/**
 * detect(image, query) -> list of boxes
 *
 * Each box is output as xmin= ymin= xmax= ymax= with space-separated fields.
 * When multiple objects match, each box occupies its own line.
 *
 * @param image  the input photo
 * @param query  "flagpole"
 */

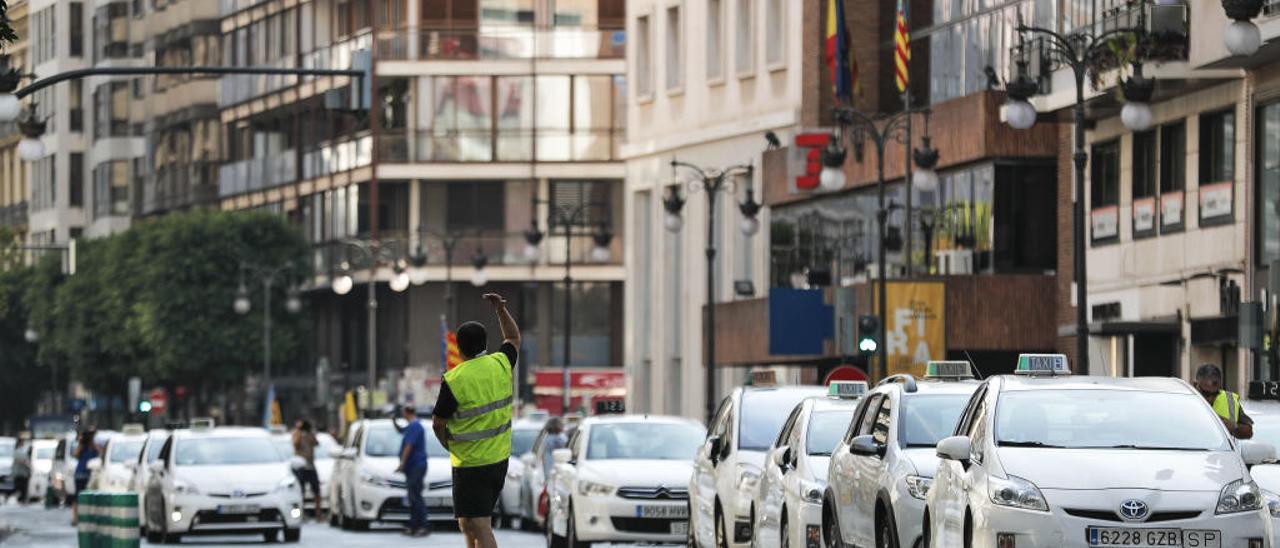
xmin=901 ymin=2 xmax=914 ymax=278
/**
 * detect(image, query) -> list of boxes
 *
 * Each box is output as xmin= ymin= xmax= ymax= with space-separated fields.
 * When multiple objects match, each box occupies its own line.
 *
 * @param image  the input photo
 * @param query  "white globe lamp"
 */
xmin=1225 ymin=20 xmax=1262 ymax=57
xmin=332 ymin=274 xmax=354 ymax=295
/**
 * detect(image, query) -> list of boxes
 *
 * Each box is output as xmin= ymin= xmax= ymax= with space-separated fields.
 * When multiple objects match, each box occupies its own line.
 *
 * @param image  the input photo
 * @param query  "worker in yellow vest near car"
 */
xmin=1194 ymin=363 xmax=1253 ymax=439
xmin=432 ymin=293 xmax=519 ymax=548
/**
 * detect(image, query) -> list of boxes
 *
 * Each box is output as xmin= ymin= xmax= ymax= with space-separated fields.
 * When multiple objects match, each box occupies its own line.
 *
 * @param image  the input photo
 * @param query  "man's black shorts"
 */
xmin=452 ymin=459 xmax=508 ymax=518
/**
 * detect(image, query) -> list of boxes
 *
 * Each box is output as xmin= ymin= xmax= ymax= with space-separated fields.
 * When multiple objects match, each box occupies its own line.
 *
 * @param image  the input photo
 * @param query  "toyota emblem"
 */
xmin=232 ymin=489 xmax=246 ymax=499
xmin=1118 ymin=499 xmax=1149 ymax=521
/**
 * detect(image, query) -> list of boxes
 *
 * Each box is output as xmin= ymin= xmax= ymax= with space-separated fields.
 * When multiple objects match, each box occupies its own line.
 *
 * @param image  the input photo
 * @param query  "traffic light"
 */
xmin=138 ymin=400 xmax=152 ymax=413
xmin=857 ymin=315 xmax=881 ymax=354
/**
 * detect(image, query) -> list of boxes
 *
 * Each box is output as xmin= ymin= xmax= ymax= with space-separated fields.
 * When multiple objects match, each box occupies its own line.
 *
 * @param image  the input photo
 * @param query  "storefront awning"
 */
xmin=1091 ymin=317 xmax=1181 ymax=336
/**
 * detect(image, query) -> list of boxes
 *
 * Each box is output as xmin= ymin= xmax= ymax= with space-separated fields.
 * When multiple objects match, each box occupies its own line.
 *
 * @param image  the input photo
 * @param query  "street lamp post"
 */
xmin=408 ymin=231 xmax=473 ymax=325
xmin=1000 ymin=18 xmax=1155 ymax=372
xmin=663 ymin=160 xmax=760 ymax=422
xmin=524 ymin=200 xmax=615 ymax=415
xmin=819 ymin=107 xmax=938 ymax=380
xmin=235 ymin=262 xmax=302 ymax=391
xmin=332 ymin=239 xmax=408 ymax=406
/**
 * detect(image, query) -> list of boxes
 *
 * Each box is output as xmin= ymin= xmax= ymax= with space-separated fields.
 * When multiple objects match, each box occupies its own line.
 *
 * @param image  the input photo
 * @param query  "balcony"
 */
xmin=377 ymin=128 xmax=623 ymax=164
xmin=143 ymin=162 xmax=220 ymax=215
xmin=218 ymin=150 xmax=299 ymax=198
xmin=376 ymin=26 xmax=625 ymax=61
xmin=0 ymin=201 xmax=28 ymax=227
xmin=219 ymin=0 xmax=272 ymax=16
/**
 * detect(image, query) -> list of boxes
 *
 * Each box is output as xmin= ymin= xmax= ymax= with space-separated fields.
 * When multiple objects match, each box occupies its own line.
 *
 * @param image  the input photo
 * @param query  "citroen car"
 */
xmin=755 ymin=382 xmax=866 ymax=548
xmin=925 ymin=354 xmax=1274 ymax=548
xmin=824 ymin=362 xmax=982 ymax=548
xmin=546 ymin=415 xmax=705 ymax=546
xmin=143 ymin=422 xmax=303 ymax=543
xmin=690 ymin=377 xmax=826 ymax=548
xmin=328 ymin=418 xmax=452 ymax=529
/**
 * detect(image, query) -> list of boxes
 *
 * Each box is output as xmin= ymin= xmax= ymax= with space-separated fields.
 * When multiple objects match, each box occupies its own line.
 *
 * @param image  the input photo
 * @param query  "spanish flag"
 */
xmin=825 ymin=0 xmax=857 ymax=101
xmin=894 ymin=0 xmax=911 ymax=93
xmin=440 ymin=315 xmax=463 ymax=373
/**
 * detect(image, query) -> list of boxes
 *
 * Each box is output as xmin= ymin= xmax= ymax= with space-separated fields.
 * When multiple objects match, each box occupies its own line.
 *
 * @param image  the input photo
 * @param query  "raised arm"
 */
xmin=483 ymin=293 xmax=520 ymax=347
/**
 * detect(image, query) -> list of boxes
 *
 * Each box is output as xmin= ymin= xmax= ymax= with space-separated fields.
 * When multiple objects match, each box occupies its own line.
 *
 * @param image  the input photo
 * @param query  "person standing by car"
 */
xmin=71 ymin=428 xmax=100 ymax=525
xmin=397 ymin=405 xmax=430 ymax=537
xmin=292 ymin=419 xmax=323 ymax=520
xmin=12 ymin=438 xmax=30 ymax=504
xmin=1195 ymin=363 xmax=1254 ymax=439
xmin=432 ymin=293 xmax=520 ymax=548
xmin=541 ymin=418 xmax=566 ymax=479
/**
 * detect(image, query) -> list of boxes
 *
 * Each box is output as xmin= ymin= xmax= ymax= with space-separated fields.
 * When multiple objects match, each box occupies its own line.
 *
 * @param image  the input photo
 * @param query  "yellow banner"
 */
xmin=876 ymin=281 xmax=946 ymax=377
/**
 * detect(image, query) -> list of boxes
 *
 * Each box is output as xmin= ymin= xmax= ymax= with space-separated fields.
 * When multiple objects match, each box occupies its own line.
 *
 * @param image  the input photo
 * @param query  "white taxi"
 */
xmin=691 ymin=380 xmax=827 ymax=548
xmin=143 ymin=422 xmax=303 ymax=543
xmin=128 ymin=429 xmax=169 ymax=535
xmin=328 ymin=418 xmax=453 ymax=529
xmin=925 ymin=354 xmax=1274 ymax=548
xmin=546 ymin=415 xmax=706 ymax=546
xmin=755 ymin=382 xmax=866 ymax=548
xmin=95 ymin=424 xmax=147 ymax=492
xmin=26 ymin=439 xmax=56 ymax=502
xmin=1241 ymin=393 xmax=1280 ymax=545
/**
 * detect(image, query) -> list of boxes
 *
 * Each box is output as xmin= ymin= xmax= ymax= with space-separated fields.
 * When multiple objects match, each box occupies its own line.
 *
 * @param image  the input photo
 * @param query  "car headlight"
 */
xmin=904 ymin=475 xmax=932 ymax=501
xmin=173 ymin=479 xmax=200 ymax=495
xmin=578 ymin=480 xmax=615 ymax=497
xmin=800 ymin=480 xmax=824 ymax=504
xmin=988 ymin=475 xmax=1047 ymax=512
xmin=1263 ymin=490 xmax=1280 ymax=518
xmin=1217 ymin=479 xmax=1263 ymax=515
xmin=737 ymin=464 xmax=762 ymax=494
xmin=359 ymin=469 xmax=394 ymax=488
xmin=276 ymin=476 xmax=298 ymax=493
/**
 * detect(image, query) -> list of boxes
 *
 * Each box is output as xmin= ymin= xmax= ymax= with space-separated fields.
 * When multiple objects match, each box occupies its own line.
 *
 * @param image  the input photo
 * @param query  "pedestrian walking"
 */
xmin=1195 ymin=363 xmax=1254 ymax=439
xmin=541 ymin=417 xmax=566 ymax=480
xmin=397 ymin=405 xmax=430 ymax=537
xmin=432 ymin=293 xmax=520 ymax=548
xmin=11 ymin=438 xmax=30 ymax=504
xmin=71 ymin=428 xmax=100 ymax=525
xmin=291 ymin=419 xmax=323 ymax=520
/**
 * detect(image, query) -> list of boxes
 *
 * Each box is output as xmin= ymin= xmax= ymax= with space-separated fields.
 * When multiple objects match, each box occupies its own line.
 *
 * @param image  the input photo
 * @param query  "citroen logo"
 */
xmin=1119 ymin=499 xmax=1149 ymax=521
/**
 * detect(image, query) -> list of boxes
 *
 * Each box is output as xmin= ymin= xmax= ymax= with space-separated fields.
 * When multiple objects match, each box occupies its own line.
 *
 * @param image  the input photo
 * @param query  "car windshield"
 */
xmin=806 ymin=410 xmax=856 ymax=455
xmin=585 ymin=422 xmax=705 ymax=460
xmin=0 ymin=442 xmax=14 ymax=458
xmin=513 ymin=429 xmax=538 ymax=457
xmin=740 ymin=391 xmax=820 ymax=451
xmin=174 ymin=437 xmax=283 ymax=466
xmin=108 ymin=440 xmax=144 ymax=463
xmin=364 ymin=425 xmax=448 ymax=458
xmin=996 ymin=390 xmax=1231 ymax=450
xmin=145 ymin=438 xmax=165 ymax=462
xmin=899 ymin=394 xmax=973 ymax=448
xmin=35 ymin=447 xmax=53 ymax=459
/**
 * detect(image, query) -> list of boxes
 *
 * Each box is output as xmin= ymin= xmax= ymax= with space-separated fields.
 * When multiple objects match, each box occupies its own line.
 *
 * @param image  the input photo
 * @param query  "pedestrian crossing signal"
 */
xmin=138 ymin=400 xmax=152 ymax=413
xmin=857 ymin=315 xmax=880 ymax=355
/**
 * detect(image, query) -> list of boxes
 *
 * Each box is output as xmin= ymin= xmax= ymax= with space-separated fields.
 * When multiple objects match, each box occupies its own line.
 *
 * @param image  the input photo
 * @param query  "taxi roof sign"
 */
xmin=828 ymin=381 xmax=869 ymax=399
xmin=1015 ymin=354 xmax=1070 ymax=375
xmin=924 ymin=361 xmax=975 ymax=380
xmin=750 ymin=370 xmax=779 ymax=387
xmin=121 ymin=423 xmax=145 ymax=435
xmin=190 ymin=417 xmax=216 ymax=431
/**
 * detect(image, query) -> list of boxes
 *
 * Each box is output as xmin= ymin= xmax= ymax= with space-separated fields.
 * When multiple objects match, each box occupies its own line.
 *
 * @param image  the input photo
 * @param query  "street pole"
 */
xmin=367 ymin=269 xmax=378 ymax=399
xmin=563 ymin=223 xmax=573 ymax=415
xmin=704 ymin=181 xmax=719 ymax=422
xmin=902 ymin=91 xmax=914 ymax=277
xmin=1072 ymin=67 xmax=1090 ymax=370
xmin=263 ymin=277 xmax=273 ymax=387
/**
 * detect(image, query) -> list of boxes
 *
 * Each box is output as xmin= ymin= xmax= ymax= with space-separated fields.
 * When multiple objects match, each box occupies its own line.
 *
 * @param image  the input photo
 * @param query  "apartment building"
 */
xmin=0 ymin=0 xmax=29 ymax=243
xmin=216 ymin=0 xmax=627 ymax=414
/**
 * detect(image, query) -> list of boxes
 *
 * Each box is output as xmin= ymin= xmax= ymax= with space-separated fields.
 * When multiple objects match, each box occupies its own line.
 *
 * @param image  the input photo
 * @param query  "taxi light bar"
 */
xmin=925 ymin=361 xmax=975 ymax=380
xmin=121 ymin=423 xmax=145 ymax=435
xmin=750 ymin=370 xmax=779 ymax=387
xmin=1014 ymin=354 xmax=1070 ymax=375
xmin=828 ymin=381 xmax=869 ymax=398
xmin=189 ymin=417 xmax=216 ymax=431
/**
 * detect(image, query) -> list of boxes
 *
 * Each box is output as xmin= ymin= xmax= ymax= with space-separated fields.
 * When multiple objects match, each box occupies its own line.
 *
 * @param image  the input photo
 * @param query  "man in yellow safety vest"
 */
xmin=432 ymin=293 xmax=519 ymax=548
xmin=1195 ymin=363 xmax=1253 ymax=439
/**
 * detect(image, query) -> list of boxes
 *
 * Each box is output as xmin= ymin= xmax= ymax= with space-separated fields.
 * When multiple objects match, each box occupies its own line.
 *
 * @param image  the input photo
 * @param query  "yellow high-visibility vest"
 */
xmin=443 ymin=352 xmax=513 ymax=467
xmin=1212 ymin=390 xmax=1242 ymax=424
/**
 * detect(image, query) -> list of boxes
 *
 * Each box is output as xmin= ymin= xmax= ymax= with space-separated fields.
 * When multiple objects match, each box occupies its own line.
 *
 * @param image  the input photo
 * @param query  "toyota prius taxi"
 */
xmin=925 ymin=354 xmax=1276 ymax=548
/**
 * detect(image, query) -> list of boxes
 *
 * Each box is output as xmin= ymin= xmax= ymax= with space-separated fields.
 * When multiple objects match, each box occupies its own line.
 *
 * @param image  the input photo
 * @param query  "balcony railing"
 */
xmin=377 ymin=129 xmax=623 ymax=164
xmin=0 ymin=201 xmax=27 ymax=227
xmin=219 ymin=0 xmax=272 ymax=16
xmin=142 ymin=162 xmax=219 ymax=215
xmin=376 ymin=26 xmax=625 ymax=61
xmin=218 ymin=150 xmax=298 ymax=198
xmin=310 ymin=229 xmax=620 ymax=277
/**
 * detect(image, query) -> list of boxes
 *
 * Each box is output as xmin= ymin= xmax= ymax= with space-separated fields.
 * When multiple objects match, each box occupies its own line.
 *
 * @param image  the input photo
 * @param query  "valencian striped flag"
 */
xmin=894 ymin=0 xmax=911 ymax=92
xmin=825 ymin=0 xmax=857 ymax=101
xmin=440 ymin=315 xmax=463 ymax=373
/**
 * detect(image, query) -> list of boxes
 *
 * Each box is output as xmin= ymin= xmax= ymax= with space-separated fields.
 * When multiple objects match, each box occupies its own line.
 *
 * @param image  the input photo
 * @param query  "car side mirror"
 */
xmin=771 ymin=446 xmax=791 ymax=470
xmin=937 ymin=436 xmax=973 ymax=464
xmin=340 ymin=448 xmax=357 ymax=459
xmin=849 ymin=435 xmax=886 ymax=458
xmin=707 ymin=435 xmax=723 ymax=465
xmin=552 ymin=448 xmax=573 ymax=465
xmin=1242 ymin=441 xmax=1277 ymax=467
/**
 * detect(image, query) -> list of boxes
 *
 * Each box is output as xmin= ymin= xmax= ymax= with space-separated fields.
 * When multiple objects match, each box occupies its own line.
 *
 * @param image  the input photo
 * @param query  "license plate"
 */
xmin=637 ymin=505 xmax=689 ymax=519
xmin=216 ymin=504 xmax=259 ymax=515
xmin=670 ymin=520 xmax=689 ymax=535
xmin=427 ymin=497 xmax=452 ymax=508
xmin=1086 ymin=527 xmax=1221 ymax=548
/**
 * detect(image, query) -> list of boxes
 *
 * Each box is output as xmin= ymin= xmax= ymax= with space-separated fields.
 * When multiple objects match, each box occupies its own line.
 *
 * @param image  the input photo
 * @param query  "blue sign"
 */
xmin=768 ymin=288 xmax=834 ymax=356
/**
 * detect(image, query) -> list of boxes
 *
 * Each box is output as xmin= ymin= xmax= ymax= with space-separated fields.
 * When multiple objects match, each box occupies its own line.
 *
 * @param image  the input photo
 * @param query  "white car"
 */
xmin=0 ymin=437 xmax=15 ymax=496
xmin=499 ymin=419 xmax=544 ymax=527
xmin=521 ymin=419 xmax=581 ymax=530
xmin=824 ymin=362 xmax=982 ymax=548
xmin=95 ymin=428 xmax=147 ymax=492
xmin=328 ymin=418 xmax=453 ymax=529
xmin=26 ymin=439 xmax=56 ymax=501
xmin=1242 ymin=398 xmax=1280 ymax=544
xmin=143 ymin=425 xmax=303 ymax=543
xmin=691 ymin=384 xmax=827 ymax=548
xmin=925 ymin=354 xmax=1274 ymax=548
xmin=128 ymin=429 xmax=170 ymax=535
xmin=272 ymin=432 xmax=340 ymax=512
xmin=546 ymin=415 xmax=706 ymax=546
xmin=49 ymin=433 xmax=78 ymax=504
xmin=755 ymin=382 xmax=867 ymax=548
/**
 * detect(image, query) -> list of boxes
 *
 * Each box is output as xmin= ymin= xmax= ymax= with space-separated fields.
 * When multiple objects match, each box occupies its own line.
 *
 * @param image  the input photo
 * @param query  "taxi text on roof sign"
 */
xmin=1015 ymin=354 xmax=1071 ymax=375
xmin=750 ymin=370 xmax=779 ymax=387
xmin=925 ymin=361 xmax=975 ymax=379
xmin=828 ymin=381 xmax=869 ymax=398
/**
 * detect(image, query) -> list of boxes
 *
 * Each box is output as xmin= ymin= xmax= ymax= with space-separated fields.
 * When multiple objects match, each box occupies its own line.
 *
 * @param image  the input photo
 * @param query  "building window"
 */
xmin=31 ymin=157 xmax=55 ymax=212
xmin=70 ymin=153 xmax=84 ymax=208
xmin=1132 ymin=130 xmax=1156 ymax=236
xmin=764 ymin=0 xmax=782 ymax=66
xmin=734 ymin=0 xmax=753 ymax=75
xmin=1200 ymin=108 xmax=1235 ymax=184
xmin=70 ymin=2 xmax=84 ymax=57
xmin=1159 ymin=121 xmax=1186 ymax=231
xmin=636 ymin=15 xmax=652 ymax=97
xmin=93 ymin=160 xmax=131 ymax=218
xmin=445 ymin=181 xmax=505 ymax=231
xmin=1091 ymin=140 xmax=1120 ymax=242
xmin=94 ymin=2 xmax=131 ymax=61
xmin=1259 ymin=101 xmax=1280 ymax=265
xmin=93 ymin=81 xmax=131 ymax=140
xmin=69 ymin=80 xmax=84 ymax=132
xmin=706 ymin=0 xmax=723 ymax=81
xmin=665 ymin=5 xmax=683 ymax=91
xmin=32 ymin=7 xmax=56 ymax=65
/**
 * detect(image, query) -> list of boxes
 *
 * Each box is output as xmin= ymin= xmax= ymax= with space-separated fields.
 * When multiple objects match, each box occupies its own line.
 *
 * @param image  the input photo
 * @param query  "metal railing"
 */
xmin=376 ymin=129 xmax=623 ymax=164
xmin=311 ymin=229 xmax=619 ymax=276
xmin=144 ymin=162 xmax=219 ymax=214
xmin=218 ymin=150 xmax=298 ymax=197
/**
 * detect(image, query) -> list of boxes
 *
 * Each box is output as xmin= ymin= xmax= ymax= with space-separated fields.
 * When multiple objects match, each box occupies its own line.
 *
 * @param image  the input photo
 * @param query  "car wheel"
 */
xmin=963 ymin=510 xmax=973 ymax=548
xmin=780 ymin=510 xmax=790 ymax=548
xmin=566 ymin=500 xmax=591 ymax=548
xmin=823 ymin=501 xmax=843 ymax=548
xmin=546 ymin=504 xmax=567 ymax=548
xmin=876 ymin=506 xmax=900 ymax=548
xmin=687 ymin=501 xmax=698 ymax=548
xmin=921 ymin=513 xmax=931 ymax=548
xmin=284 ymin=528 xmax=301 ymax=542
xmin=714 ymin=501 xmax=729 ymax=548
xmin=263 ymin=529 xmax=279 ymax=543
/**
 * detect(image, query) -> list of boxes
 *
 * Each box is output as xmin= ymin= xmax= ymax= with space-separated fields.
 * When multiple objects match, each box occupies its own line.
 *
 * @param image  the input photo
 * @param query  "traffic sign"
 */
xmin=149 ymin=389 xmax=168 ymax=412
xmin=823 ymin=365 xmax=868 ymax=385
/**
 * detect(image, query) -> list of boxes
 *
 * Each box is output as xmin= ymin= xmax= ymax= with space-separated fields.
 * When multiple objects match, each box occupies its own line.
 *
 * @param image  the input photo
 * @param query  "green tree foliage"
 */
xmin=21 ymin=211 xmax=310 ymax=411
xmin=0 ymin=2 xmax=17 ymax=50
xmin=0 ymin=265 xmax=47 ymax=431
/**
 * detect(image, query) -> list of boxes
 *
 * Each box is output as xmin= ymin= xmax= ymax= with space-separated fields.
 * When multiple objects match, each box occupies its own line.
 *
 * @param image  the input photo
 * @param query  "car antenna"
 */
xmin=963 ymin=351 xmax=986 ymax=380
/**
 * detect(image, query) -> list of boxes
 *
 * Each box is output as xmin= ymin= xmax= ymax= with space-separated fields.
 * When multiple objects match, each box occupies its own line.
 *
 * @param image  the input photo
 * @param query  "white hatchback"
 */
xmin=925 ymin=355 xmax=1274 ymax=548
xmin=327 ymin=418 xmax=453 ymax=529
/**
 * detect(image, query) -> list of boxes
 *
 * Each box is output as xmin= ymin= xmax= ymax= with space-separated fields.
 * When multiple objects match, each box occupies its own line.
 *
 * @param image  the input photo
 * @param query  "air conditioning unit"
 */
xmin=935 ymin=250 xmax=975 ymax=275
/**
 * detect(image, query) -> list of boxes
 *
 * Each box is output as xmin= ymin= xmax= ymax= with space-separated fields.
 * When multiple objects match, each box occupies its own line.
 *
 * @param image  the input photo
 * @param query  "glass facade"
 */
xmin=1258 ymin=102 xmax=1280 ymax=266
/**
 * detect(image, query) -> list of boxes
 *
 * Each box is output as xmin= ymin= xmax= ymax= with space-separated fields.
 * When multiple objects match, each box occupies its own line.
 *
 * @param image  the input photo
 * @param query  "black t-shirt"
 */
xmin=433 ymin=342 xmax=518 ymax=420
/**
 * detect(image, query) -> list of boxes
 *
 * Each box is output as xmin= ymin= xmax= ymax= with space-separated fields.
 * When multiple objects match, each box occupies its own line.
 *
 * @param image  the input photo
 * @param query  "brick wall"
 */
xmin=1056 ymin=122 xmax=1078 ymax=364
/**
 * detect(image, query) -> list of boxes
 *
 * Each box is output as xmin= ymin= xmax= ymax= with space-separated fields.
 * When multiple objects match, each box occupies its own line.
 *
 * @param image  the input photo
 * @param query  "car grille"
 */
xmin=1064 ymin=509 xmax=1203 ymax=523
xmin=611 ymin=517 xmax=685 ymax=534
xmin=207 ymin=492 xmax=269 ymax=498
xmin=616 ymin=486 xmax=689 ymax=500
xmin=429 ymin=480 xmax=452 ymax=490
xmin=192 ymin=509 xmax=282 ymax=526
xmin=379 ymin=497 xmax=453 ymax=520
xmin=387 ymin=478 xmax=407 ymax=489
